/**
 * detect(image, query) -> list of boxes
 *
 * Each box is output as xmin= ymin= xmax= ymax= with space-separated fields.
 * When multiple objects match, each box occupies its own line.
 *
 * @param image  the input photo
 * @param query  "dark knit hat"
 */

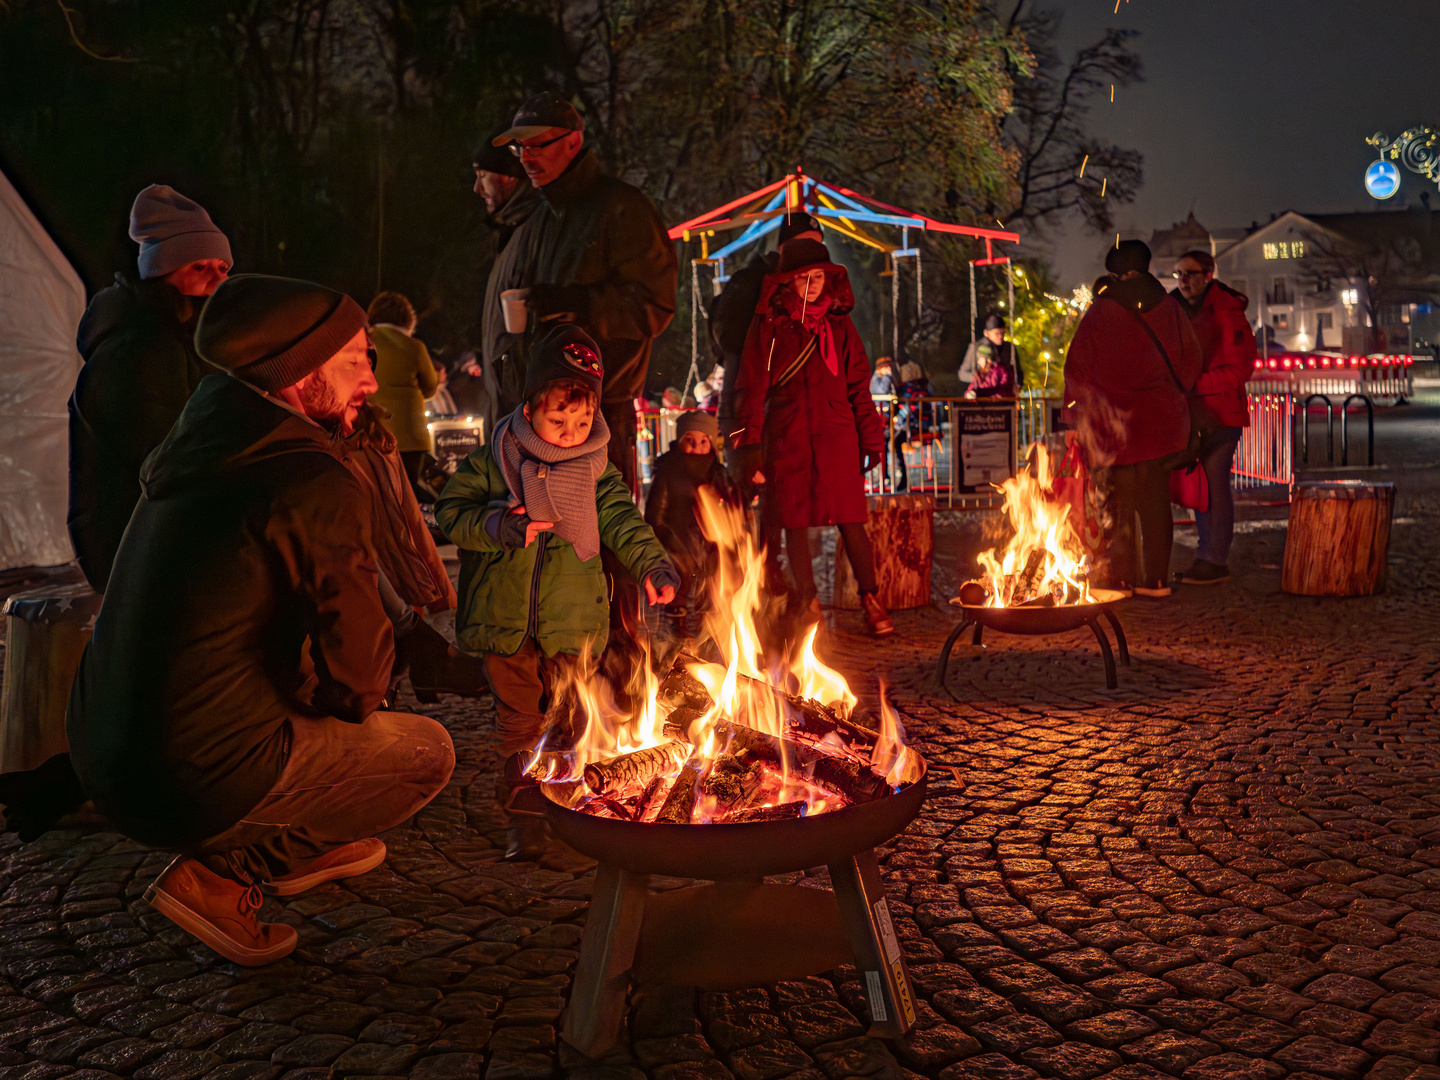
xmin=472 ymin=132 xmax=527 ymax=179
xmin=778 ymin=211 xmax=822 ymax=244
xmin=196 ymin=275 xmax=368 ymax=393
xmin=675 ymin=410 xmax=720 ymax=445
xmin=983 ymin=312 xmax=1007 ymax=331
xmin=1105 ymin=239 xmax=1152 ymax=276
xmin=130 ymin=184 xmax=233 ymax=280
xmin=524 ymin=323 xmax=604 ymax=402
xmin=493 ymin=92 xmax=584 ymax=146
xmin=776 ymin=237 xmax=834 ymax=274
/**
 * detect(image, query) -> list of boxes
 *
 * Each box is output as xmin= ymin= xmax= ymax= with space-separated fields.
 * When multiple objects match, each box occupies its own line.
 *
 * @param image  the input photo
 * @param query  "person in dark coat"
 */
xmin=66 ymin=276 xmax=455 ymax=966
xmin=714 ymin=212 xmax=825 ymax=497
xmin=1063 ymin=240 xmax=1204 ymax=596
xmin=68 ymin=184 xmax=232 ymax=592
xmin=473 ymin=135 xmax=544 ymax=439
xmin=958 ymin=313 xmax=1023 ymax=390
xmin=644 ymin=410 xmax=741 ymax=637
xmin=1171 ymin=249 xmax=1254 ymax=586
xmin=731 ymin=238 xmax=893 ymax=635
xmin=490 ymin=93 xmax=677 ymax=493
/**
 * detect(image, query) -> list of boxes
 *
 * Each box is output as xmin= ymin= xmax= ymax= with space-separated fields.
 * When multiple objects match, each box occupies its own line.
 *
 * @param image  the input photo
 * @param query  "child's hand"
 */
xmin=644 ymin=575 xmax=677 ymax=606
xmin=512 ymin=505 xmax=554 ymax=547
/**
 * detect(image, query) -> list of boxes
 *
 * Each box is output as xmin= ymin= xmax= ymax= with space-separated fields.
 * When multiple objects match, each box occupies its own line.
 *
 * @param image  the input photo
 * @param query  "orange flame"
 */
xmin=527 ymin=484 xmax=912 ymax=821
xmin=976 ymin=443 xmax=1093 ymax=607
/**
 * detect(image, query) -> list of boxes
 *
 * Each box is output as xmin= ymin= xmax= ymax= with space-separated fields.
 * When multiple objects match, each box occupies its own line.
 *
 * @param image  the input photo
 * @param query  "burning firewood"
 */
xmin=1011 ymin=548 xmax=1047 ymax=605
xmin=582 ymin=742 xmax=691 ymax=796
xmin=721 ymin=801 xmax=804 ymax=823
xmin=637 ymin=772 xmax=675 ymax=822
xmin=655 ymin=753 xmax=706 ymax=824
xmin=699 ymin=754 xmax=762 ymax=810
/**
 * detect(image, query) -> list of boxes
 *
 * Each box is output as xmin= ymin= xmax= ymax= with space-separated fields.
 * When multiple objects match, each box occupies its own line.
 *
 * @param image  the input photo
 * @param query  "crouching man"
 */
xmin=66 ymin=275 xmax=455 ymax=966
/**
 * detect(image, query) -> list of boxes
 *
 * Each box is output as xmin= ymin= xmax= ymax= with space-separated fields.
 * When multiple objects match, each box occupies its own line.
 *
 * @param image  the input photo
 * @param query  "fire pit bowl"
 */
xmin=936 ymin=587 xmax=1130 ymax=693
xmin=542 ymin=763 xmax=927 ymax=880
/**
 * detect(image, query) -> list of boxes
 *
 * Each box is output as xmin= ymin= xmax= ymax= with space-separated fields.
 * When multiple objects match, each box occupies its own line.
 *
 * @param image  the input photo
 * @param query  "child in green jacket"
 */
xmin=435 ymin=325 xmax=677 ymax=858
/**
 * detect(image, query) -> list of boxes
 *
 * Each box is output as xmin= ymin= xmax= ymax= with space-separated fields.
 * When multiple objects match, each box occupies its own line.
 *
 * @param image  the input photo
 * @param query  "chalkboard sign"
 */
xmin=430 ymin=419 xmax=484 ymax=475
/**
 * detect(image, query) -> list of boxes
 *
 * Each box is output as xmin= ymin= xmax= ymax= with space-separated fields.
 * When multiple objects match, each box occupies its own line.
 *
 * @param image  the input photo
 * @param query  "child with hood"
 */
xmin=730 ymin=237 xmax=892 ymax=636
xmin=436 ymin=324 xmax=679 ymax=859
xmin=644 ymin=410 xmax=741 ymax=637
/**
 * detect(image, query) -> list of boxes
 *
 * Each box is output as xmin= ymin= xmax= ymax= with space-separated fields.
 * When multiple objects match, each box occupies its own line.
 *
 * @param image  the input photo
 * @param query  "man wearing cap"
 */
xmin=66 ymin=275 xmax=455 ymax=966
xmin=491 ymin=91 xmax=677 ymax=492
xmin=473 ymin=132 xmax=544 ymax=439
xmin=958 ymin=312 xmax=1023 ymax=392
xmin=68 ymin=184 xmax=233 ymax=592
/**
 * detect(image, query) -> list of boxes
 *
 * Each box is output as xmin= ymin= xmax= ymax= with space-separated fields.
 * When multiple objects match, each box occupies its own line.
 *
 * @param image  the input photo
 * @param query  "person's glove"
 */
xmin=527 ymin=283 xmax=591 ymax=323
xmin=731 ymin=443 xmax=764 ymax=495
xmin=485 ymin=502 xmax=552 ymax=549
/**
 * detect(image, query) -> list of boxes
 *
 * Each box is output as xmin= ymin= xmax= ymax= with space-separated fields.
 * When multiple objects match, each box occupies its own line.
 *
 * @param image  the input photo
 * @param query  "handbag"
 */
xmin=1168 ymin=461 xmax=1210 ymax=512
xmin=1126 ymin=308 xmax=1219 ymax=468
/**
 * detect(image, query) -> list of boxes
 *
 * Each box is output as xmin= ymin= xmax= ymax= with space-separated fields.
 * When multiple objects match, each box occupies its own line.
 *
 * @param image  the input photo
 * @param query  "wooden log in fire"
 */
xmin=583 ymin=742 xmax=691 ymax=796
xmin=694 ymin=720 xmax=888 ymax=806
xmin=1011 ymin=548 xmax=1047 ymax=604
xmin=699 ymin=754 xmax=762 ymax=810
xmin=637 ymin=772 xmax=674 ymax=822
xmin=655 ymin=753 xmax=705 ymax=824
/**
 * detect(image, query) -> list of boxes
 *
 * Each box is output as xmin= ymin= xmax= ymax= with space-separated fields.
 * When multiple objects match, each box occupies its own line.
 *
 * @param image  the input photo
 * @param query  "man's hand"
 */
xmin=644 ymin=575 xmax=677 ymax=606
xmin=513 ymin=505 xmax=553 ymax=547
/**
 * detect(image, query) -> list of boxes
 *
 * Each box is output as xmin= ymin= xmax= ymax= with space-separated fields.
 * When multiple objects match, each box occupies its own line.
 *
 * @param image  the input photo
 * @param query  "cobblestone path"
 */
xmin=2 ymin=456 xmax=1438 ymax=1080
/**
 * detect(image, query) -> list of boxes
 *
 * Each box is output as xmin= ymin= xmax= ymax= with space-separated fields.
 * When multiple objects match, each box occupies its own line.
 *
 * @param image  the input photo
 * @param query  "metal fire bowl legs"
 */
xmin=560 ymin=851 xmax=919 ymax=1060
xmin=935 ymin=596 xmax=1131 ymax=695
xmin=548 ymin=774 xmax=928 ymax=1059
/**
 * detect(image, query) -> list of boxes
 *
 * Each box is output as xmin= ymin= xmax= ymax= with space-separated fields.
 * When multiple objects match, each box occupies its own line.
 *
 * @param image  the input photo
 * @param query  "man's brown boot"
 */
xmin=145 ymin=857 xmax=297 ymax=966
xmin=860 ymin=591 xmax=894 ymax=636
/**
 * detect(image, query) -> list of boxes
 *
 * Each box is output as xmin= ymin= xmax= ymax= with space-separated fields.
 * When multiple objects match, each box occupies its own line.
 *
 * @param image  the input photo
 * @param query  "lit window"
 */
xmin=1293 ymin=241 xmax=1305 ymax=258
xmin=1263 ymin=243 xmax=1277 ymax=259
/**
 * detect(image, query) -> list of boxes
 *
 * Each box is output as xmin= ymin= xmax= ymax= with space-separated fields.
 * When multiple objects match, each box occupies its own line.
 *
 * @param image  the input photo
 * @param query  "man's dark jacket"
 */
xmin=68 ymin=274 xmax=211 ymax=592
xmin=66 ymin=375 xmax=394 ymax=850
xmin=506 ymin=149 xmax=677 ymax=404
xmin=480 ymin=181 xmax=544 ymax=438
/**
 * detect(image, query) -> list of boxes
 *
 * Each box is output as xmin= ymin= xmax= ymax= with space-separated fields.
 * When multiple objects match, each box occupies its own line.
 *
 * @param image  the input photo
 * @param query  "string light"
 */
xmin=1078 ymin=154 xmax=1089 ymax=178
xmin=1101 ymin=177 xmax=1107 ymax=197
xmin=1110 ymin=84 xmax=1114 ymax=102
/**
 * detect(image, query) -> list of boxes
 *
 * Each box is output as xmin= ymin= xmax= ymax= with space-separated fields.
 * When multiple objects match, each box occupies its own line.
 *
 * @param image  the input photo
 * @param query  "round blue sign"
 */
xmin=1365 ymin=159 xmax=1400 ymax=200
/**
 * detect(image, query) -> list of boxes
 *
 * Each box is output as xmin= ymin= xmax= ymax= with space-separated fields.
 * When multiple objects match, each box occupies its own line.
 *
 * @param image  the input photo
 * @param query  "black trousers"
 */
xmin=1097 ymin=456 xmax=1174 ymax=588
xmin=765 ymin=520 xmax=878 ymax=599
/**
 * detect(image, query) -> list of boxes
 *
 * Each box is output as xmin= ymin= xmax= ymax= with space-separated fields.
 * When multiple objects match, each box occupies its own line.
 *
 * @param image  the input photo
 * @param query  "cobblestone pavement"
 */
xmin=2 ymin=415 xmax=1439 ymax=1080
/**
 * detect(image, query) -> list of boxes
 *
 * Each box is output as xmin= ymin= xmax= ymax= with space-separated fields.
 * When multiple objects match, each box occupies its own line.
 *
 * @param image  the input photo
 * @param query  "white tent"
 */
xmin=0 ymin=168 xmax=84 ymax=570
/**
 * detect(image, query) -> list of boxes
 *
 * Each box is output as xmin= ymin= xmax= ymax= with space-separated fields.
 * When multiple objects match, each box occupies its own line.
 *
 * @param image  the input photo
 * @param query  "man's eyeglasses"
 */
xmin=508 ymin=132 xmax=570 ymax=157
xmin=1172 ymin=269 xmax=1209 ymax=280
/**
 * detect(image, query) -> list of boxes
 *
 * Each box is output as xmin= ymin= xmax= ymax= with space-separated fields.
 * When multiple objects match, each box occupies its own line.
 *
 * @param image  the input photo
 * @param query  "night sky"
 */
xmin=1042 ymin=0 xmax=1440 ymax=290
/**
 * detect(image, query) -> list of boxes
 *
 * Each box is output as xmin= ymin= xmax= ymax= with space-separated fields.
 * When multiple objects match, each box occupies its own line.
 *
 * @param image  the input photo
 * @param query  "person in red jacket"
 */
xmin=731 ymin=238 xmax=892 ymax=635
xmin=1063 ymin=240 xmax=1204 ymax=596
xmin=1171 ymin=250 xmax=1254 ymax=585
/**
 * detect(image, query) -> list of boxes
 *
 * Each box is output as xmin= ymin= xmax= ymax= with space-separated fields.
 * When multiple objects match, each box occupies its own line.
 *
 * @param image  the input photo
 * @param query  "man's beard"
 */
xmin=299 ymin=373 xmax=353 ymax=432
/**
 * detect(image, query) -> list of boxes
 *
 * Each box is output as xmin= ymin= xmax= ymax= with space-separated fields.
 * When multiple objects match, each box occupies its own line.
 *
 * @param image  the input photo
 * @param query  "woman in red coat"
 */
xmin=731 ymin=238 xmax=892 ymax=635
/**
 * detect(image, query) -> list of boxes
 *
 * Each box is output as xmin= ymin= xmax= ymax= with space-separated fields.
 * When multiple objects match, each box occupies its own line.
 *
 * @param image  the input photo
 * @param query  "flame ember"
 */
xmin=520 ymin=488 xmax=918 ymax=824
xmin=973 ymin=443 xmax=1093 ymax=608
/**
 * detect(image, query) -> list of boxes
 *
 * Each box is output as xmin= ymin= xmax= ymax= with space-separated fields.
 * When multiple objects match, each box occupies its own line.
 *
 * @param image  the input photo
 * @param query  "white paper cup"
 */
xmin=501 ymin=289 xmax=530 ymax=334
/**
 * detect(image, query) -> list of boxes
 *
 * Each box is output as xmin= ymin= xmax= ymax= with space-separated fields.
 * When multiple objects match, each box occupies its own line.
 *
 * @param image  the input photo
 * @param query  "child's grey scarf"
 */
xmin=493 ymin=405 xmax=611 ymax=562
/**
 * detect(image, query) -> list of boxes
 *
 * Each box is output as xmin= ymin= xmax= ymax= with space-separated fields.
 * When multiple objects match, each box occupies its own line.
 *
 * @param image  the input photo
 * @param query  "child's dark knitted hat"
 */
xmin=524 ymin=323 xmax=604 ymax=402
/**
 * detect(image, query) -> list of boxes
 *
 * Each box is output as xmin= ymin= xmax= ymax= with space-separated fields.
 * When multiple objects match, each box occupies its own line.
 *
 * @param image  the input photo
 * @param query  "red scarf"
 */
xmin=775 ymin=287 xmax=839 ymax=376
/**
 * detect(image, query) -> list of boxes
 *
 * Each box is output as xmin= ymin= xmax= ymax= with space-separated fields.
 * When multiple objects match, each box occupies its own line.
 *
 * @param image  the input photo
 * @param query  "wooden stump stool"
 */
xmin=1281 ymin=481 xmax=1395 ymax=596
xmin=834 ymin=493 xmax=935 ymax=610
xmin=1 ymin=584 xmax=102 ymax=773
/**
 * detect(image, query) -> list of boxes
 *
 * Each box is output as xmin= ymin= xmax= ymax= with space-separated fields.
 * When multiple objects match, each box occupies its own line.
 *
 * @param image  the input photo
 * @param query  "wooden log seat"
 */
xmin=834 ymin=493 xmax=935 ymax=611
xmin=1 ymin=583 xmax=102 ymax=773
xmin=1281 ymin=480 xmax=1395 ymax=597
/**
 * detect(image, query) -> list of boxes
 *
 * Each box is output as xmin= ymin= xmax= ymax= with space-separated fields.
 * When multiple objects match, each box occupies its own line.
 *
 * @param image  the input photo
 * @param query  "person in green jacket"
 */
xmin=435 ymin=324 xmax=677 ymax=859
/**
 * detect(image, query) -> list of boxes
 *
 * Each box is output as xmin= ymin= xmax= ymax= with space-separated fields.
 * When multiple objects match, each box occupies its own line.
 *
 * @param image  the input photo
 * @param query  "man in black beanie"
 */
xmin=66 ymin=275 xmax=455 ymax=966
